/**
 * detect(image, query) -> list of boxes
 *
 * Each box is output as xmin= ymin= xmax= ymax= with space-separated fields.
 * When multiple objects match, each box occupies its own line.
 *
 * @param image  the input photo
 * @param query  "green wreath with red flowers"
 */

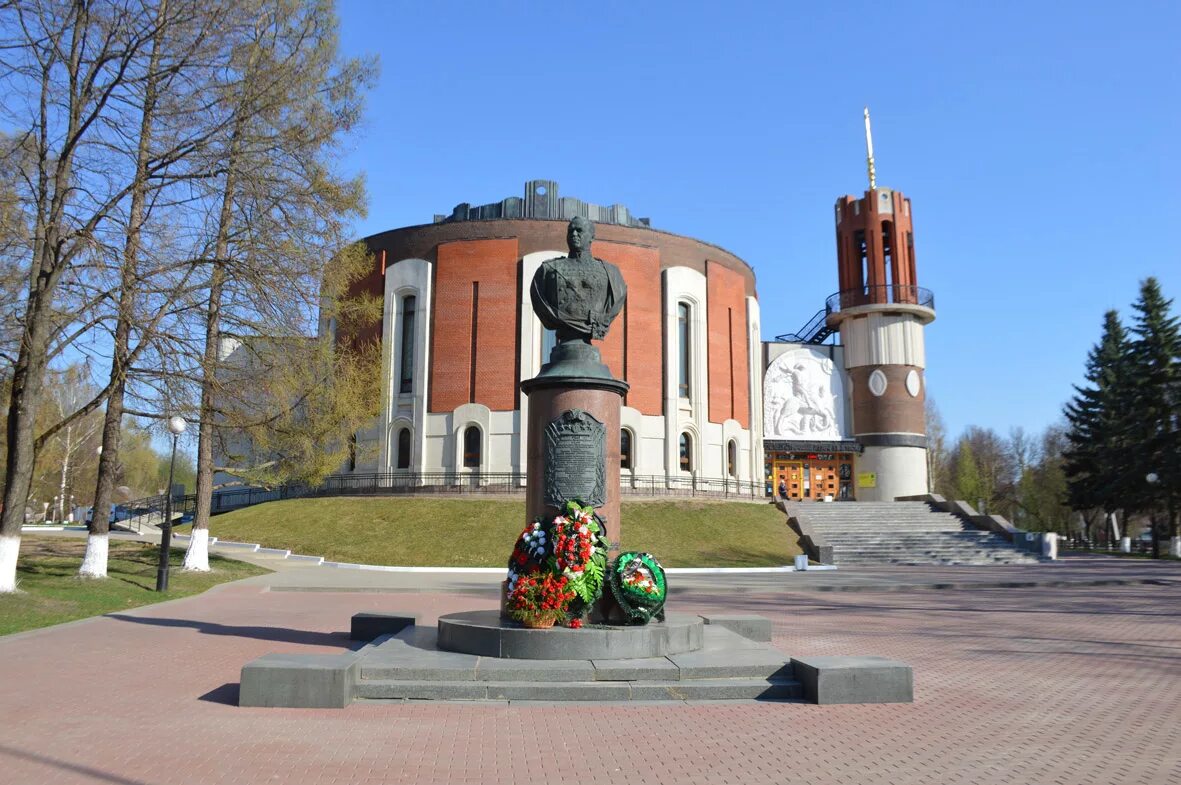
xmin=607 ymin=551 xmax=667 ymax=624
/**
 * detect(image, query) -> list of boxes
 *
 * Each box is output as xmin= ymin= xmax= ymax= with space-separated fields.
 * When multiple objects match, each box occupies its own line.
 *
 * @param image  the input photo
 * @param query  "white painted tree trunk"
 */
xmin=0 ymin=536 xmax=20 ymax=593
xmin=183 ymin=528 xmax=210 ymax=571
xmin=57 ymin=423 xmax=73 ymax=522
xmin=78 ymin=533 xmax=109 ymax=578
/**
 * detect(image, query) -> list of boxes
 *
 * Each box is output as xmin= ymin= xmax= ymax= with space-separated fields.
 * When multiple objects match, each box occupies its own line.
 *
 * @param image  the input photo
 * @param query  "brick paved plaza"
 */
xmin=1 ymin=560 xmax=1179 ymax=784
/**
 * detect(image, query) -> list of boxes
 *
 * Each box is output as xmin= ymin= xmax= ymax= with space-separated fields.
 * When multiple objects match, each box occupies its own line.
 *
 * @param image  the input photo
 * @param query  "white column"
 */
xmin=383 ymin=258 xmax=433 ymax=474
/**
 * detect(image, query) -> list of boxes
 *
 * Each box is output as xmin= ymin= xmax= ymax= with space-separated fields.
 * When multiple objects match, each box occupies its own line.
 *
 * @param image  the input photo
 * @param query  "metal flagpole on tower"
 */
xmin=864 ymin=107 xmax=877 ymax=190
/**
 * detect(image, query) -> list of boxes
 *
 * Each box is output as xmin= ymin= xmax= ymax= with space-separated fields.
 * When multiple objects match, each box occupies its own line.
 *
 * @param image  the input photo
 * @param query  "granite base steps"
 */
xmin=353 ymin=624 xmax=801 ymax=703
xmin=239 ymin=612 xmax=914 ymax=706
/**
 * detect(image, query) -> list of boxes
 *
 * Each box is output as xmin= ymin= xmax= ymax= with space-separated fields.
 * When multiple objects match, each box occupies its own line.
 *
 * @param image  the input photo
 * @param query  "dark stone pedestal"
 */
xmin=437 ymin=609 xmax=704 ymax=660
xmin=520 ymin=374 xmax=628 ymax=557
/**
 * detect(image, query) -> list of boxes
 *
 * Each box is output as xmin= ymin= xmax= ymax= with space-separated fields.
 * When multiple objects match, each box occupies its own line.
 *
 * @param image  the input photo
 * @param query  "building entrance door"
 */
xmin=764 ymin=448 xmax=857 ymax=501
xmin=776 ymin=461 xmax=803 ymax=500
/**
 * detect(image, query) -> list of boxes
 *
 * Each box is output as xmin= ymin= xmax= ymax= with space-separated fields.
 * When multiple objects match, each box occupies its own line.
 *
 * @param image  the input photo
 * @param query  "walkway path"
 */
xmin=1 ymin=549 xmax=1179 ymax=784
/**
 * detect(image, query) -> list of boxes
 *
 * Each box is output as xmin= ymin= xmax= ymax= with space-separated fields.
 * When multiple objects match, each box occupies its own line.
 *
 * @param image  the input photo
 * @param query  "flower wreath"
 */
xmin=506 ymin=500 xmax=610 ymax=625
xmin=607 ymin=552 xmax=667 ymax=624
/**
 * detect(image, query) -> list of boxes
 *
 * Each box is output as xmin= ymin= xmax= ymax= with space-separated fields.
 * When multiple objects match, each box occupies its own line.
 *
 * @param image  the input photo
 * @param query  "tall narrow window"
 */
xmin=540 ymin=327 xmax=557 ymax=366
xmin=907 ymin=231 xmax=917 ymax=289
xmin=396 ymin=428 xmax=411 ymax=470
xmin=620 ymin=429 xmax=633 ymax=471
xmin=399 ymin=295 xmax=416 ymax=394
xmin=469 ymin=283 xmax=479 ymax=403
xmin=463 ymin=426 xmax=481 ymax=469
xmin=727 ymin=440 xmax=737 ymax=478
xmin=854 ymin=230 xmax=868 ymax=295
xmin=347 ymin=434 xmax=357 ymax=472
xmin=679 ymin=432 xmax=693 ymax=472
xmin=677 ymin=302 xmax=691 ymax=398
xmin=881 ymin=221 xmax=894 ymax=294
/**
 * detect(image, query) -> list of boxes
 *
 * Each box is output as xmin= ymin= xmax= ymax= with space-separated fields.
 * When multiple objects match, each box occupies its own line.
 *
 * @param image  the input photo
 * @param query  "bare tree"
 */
xmin=82 ymin=0 xmax=230 ymax=578
xmin=0 ymin=0 xmax=375 ymax=590
xmin=47 ymin=364 xmax=102 ymax=523
xmin=177 ymin=0 xmax=375 ymax=571
xmin=0 ymin=1 xmax=170 ymax=592
xmin=925 ymin=397 xmax=949 ymax=496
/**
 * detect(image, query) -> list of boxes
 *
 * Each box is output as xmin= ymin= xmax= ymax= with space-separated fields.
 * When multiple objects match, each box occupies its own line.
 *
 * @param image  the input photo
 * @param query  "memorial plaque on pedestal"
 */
xmin=543 ymin=409 xmax=606 ymax=507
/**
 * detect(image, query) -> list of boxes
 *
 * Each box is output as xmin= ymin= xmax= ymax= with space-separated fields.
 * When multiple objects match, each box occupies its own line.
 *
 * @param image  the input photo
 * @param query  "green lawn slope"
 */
xmin=207 ymin=497 xmax=801 ymax=568
xmin=0 ymin=538 xmax=268 ymax=636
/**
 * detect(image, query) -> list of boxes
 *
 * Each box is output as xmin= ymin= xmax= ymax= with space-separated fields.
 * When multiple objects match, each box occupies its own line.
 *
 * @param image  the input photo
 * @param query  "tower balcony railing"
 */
xmin=825 ymin=285 xmax=935 ymax=314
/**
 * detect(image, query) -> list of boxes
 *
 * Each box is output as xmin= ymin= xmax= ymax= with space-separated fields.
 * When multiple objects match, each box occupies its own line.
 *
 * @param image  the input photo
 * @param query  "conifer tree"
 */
xmin=1063 ymin=310 xmax=1133 ymax=535
xmin=1125 ymin=278 xmax=1180 ymax=557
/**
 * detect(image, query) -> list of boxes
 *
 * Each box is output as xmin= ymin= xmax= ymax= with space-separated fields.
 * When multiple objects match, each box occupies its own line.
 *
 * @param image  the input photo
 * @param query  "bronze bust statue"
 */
xmin=530 ymin=216 xmax=627 ymax=344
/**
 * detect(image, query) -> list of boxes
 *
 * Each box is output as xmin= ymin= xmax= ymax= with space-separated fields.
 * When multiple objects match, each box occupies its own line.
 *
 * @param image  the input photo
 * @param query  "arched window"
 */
xmin=396 ymin=428 xmax=411 ymax=470
xmin=677 ymin=302 xmax=691 ymax=398
xmin=399 ymin=295 xmax=416 ymax=394
xmin=727 ymin=440 xmax=737 ymax=478
xmin=462 ymin=426 xmax=481 ymax=469
xmin=679 ymin=432 xmax=693 ymax=472
xmin=620 ymin=429 xmax=633 ymax=471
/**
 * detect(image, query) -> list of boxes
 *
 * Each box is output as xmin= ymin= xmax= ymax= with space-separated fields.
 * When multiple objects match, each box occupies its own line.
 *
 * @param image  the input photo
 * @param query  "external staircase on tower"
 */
xmin=788 ymin=501 xmax=1046 ymax=566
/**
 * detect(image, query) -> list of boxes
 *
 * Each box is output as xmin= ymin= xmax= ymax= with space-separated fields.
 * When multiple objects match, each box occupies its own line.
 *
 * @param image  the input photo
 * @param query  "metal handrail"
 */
xmin=775 ymin=308 xmax=831 ymax=343
xmin=118 ymin=471 xmax=772 ymax=522
xmin=825 ymin=285 xmax=934 ymax=313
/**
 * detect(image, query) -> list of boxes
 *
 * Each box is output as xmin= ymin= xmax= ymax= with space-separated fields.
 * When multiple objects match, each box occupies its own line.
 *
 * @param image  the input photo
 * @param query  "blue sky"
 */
xmin=334 ymin=0 xmax=1181 ymax=442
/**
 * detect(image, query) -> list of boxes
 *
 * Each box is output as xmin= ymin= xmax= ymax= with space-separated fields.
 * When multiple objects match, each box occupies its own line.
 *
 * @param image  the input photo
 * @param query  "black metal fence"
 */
xmin=118 ymin=471 xmax=770 ymax=527
xmin=306 ymin=472 xmax=766 ymax=500
xmin=1062 ymin=536 xmax=1154 ymax=555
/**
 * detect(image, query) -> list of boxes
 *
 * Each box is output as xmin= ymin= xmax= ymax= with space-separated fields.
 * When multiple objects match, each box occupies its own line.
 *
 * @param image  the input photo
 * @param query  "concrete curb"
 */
xmin=205 ymin=540 xmax=822 ymax=575
xmin=286 ymin=554 xmax=325 ymax=565
xmin=790 ymin=577 xmax=1179 ymax=593
xmin=216 ymin=541 xmax=260 ymax=551
xmin=312 ymin=561 xmax=822 ymax=575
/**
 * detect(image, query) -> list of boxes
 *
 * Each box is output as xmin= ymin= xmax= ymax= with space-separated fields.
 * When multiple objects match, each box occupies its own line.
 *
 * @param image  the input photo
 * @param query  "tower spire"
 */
xmin=864 ymin=106 xmax=876 ymax=190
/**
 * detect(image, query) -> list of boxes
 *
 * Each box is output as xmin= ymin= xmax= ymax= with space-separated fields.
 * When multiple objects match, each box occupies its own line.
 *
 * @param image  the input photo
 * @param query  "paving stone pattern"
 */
xmin=1 ymin=576 xmax=1180 ymax=784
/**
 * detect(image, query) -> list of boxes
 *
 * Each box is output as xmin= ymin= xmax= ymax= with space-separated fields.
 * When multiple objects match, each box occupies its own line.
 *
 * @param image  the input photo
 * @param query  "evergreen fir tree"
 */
xmin=1125 ymin=278 xmax=1181 ymax=556
xmin=1063 ymin=310 xmax=1133 ymax=528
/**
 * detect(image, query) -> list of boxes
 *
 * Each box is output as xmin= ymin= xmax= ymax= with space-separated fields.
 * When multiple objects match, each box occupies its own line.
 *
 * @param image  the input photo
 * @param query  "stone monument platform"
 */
xmin=438 ymin=610 xmax=702 ymax=659
xmin=239 ymin=612 xmax=913 ymax=707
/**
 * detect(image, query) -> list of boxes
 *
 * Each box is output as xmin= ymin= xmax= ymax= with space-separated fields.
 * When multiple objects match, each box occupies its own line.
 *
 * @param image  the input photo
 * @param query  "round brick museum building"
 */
xmin=344 ymin=180 xmax=764 ymax=486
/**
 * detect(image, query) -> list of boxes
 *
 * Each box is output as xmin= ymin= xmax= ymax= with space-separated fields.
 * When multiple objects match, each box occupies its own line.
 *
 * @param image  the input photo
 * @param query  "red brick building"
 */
xmin=344 ymin=180 xmax=763 ymax=486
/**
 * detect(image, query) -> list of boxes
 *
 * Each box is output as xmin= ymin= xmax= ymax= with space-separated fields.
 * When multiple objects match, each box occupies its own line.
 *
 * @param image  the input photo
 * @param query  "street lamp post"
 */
xmin=156 ymin=416 xmax=187 ymax=592
xmin=1146 ymin=473 xmax=1161 ymax=558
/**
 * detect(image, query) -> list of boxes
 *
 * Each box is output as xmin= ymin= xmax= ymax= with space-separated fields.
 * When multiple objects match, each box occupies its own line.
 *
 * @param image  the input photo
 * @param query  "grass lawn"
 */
xmin=207 ymin=497 xmax=802 ymax=568
xmin=0 ymin=537 xmax=269 ymax=637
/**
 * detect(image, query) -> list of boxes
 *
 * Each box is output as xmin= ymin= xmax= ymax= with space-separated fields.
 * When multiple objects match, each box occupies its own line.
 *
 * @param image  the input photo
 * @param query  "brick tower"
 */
xmin=825 ymin=110 xmax=936 ymax=501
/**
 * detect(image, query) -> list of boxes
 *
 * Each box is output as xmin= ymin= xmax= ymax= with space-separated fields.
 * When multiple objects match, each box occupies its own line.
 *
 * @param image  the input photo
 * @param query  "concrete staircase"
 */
xmin=790 ymin=501 xmax=1045 ymax=566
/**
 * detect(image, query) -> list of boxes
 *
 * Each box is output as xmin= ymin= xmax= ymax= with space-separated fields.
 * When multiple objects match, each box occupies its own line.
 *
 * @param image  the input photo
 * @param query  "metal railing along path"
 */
xmin=119 ymin=471 xmax=771 ymax=522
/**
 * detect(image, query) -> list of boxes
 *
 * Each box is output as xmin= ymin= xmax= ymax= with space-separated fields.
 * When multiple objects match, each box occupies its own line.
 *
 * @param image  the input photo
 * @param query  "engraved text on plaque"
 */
xmin=543 ymin=409 xmax=606 ymax=507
